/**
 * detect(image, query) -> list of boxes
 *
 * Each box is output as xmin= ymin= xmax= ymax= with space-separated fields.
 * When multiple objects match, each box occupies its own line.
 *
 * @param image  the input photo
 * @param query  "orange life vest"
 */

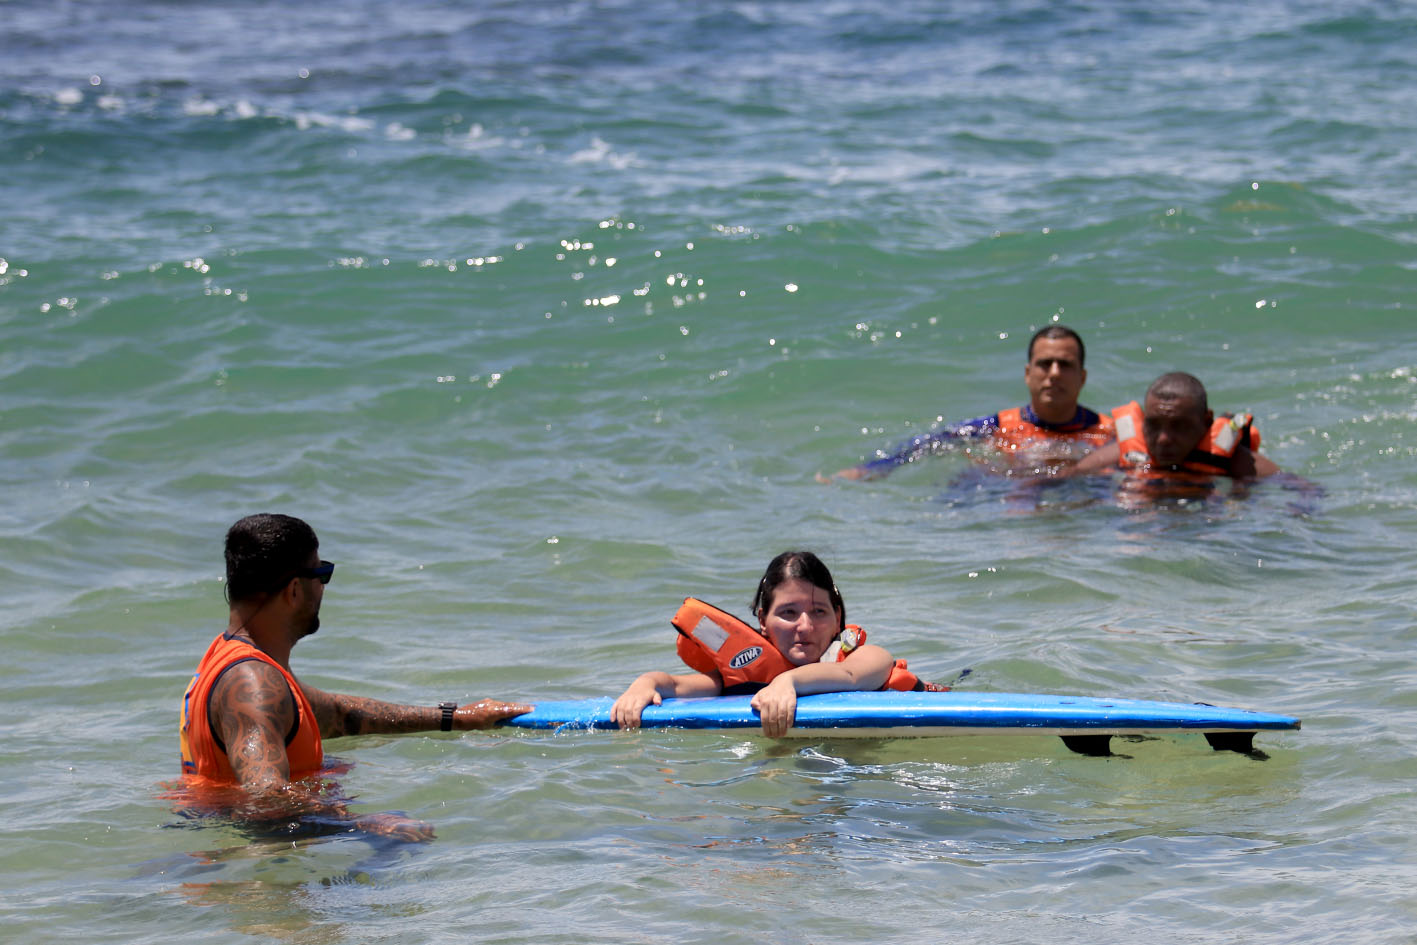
xmin=1112 ymin=400 xmax=1261 ymax=475
xmin=671 ymin=597 xmax=929 ymax=693
xmin=179 ymin=631 xmax=324 ymax=784
xmin=991 ymin=405 xmax=1115 ymax=452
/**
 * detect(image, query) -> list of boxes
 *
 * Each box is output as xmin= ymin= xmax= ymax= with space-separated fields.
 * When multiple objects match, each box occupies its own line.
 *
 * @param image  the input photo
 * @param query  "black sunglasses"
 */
xmin=293 ymin=560 xmax=335 ymax=584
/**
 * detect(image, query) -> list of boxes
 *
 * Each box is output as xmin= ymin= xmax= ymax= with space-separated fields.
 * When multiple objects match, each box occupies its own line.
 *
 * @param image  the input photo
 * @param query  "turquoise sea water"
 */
xmin=3 ymin=2 xmax=1416 ymax=942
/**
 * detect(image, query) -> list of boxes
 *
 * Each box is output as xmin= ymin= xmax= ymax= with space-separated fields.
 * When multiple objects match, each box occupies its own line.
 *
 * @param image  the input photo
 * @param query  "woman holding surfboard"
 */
xmin=611 ymin=551 xmax=937 ymax=737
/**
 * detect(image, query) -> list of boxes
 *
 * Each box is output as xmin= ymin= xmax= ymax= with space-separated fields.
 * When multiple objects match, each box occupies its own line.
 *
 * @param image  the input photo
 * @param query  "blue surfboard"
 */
xmin=503 ymin=691 xmax=1300 ymax=755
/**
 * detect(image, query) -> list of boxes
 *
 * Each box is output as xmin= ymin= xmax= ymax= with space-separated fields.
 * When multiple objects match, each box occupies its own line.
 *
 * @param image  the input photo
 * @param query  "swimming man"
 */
xmin=1071 ymin=372 xmax=1279 ymax=479
xmin=823 ymin=324 xmax=1113 ymax=481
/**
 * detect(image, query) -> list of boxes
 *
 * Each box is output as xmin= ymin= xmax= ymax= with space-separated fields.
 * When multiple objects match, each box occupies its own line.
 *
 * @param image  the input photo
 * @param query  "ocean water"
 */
xmin=3 ymin=1 xmax=1416 ymax=942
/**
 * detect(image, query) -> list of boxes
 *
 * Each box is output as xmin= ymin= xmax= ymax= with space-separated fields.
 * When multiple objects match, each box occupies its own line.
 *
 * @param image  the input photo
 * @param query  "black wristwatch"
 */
xmin=439 ymin=701 xmax=458 ymax=732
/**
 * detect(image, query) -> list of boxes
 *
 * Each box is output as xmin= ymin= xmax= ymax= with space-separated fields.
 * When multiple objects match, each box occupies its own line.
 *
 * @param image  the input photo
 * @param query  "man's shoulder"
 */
xmin=953 ymin=412 xmax=1002 ymax=436
xmin=206 ymin=655 xmax=299 ymax=745
xmin=208 ymin=651 xmax=294 ymax=706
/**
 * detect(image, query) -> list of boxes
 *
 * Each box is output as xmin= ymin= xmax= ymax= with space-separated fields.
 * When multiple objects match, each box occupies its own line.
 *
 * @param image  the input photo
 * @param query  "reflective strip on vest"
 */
xmin=1114 ymin=410 xmax=1138 ymax=443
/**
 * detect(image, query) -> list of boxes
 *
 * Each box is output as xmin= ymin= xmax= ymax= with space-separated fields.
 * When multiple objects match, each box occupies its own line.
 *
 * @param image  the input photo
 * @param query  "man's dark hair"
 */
xmin=1027 ymin=324 xmax=1086 ymax=367
xmin=225 ymin=513 xmax=319 ymax=604
xmin=750 ymin=550 xmax=846 ymax=633
xmin=1145 ymin=372 xmax=1209 ymax=416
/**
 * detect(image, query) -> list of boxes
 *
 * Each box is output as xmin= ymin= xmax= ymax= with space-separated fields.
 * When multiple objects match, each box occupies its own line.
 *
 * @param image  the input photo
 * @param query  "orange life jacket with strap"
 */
xmin=179 ymin=631 xmax=324 ymax=784
xmin=670 ymin=597 xmax=932 ymax=693
xmin=992 ymin=405 xmax=1115 ymax=452
xmin=1112 ymin=401 xmax=1261 ymax=475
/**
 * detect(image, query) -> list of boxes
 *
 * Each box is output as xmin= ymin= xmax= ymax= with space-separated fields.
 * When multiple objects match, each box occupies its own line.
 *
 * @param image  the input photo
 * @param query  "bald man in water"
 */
xmin=1073 ymin=372 xmax=1280 ymax=478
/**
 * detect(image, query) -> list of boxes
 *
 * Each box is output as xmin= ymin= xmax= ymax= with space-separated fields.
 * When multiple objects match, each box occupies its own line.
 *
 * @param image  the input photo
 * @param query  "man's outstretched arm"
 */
xmin=1230 ymin=446 xmax=1324 ymax=513
xmin=819 ymin=416 xmax=997 ymax=482
xmin=1067 ymin=441 xmax=1120 ymax=476
xmin=300 ymin=685 xmax=530 ymax=739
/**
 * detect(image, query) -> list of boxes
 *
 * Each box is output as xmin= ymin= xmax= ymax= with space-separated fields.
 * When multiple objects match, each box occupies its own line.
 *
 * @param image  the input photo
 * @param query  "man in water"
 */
xmin=822 ymin=324 xmax=1113 ymax=481
xmin=1071 ymin=371 xmax=1280 ymax=479
xmin=179 ymin=513 xmax=530 ymax=838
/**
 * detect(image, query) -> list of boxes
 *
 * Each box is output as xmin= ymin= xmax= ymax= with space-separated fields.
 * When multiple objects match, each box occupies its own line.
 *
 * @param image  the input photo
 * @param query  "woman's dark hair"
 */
xmin=224 ymin=513 xmax=319 ymax=604
xmin=750 ymin=550 xmax=845 ymax=632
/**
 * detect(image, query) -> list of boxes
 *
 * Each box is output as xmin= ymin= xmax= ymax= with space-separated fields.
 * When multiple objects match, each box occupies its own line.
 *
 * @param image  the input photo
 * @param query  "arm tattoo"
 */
xmin=210 ymin=661 xmax=296 ymax=792
xmin=302 ymin=684 xmax=437 ymax=738
xmin=208 ymin=664 xmax=421 ymax=831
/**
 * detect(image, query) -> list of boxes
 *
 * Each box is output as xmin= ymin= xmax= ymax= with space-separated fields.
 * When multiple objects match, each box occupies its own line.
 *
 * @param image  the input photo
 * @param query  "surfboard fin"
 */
xmin=1204 ymin=731 xmax=1256 ymax=754
xmin=1060 ymin=734 xmax=1112 ymax=756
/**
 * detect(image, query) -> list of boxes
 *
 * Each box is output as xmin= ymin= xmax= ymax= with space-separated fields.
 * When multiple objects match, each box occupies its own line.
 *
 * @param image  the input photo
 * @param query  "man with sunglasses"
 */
xmin=179 ymin=513 xmax=529 ymax=838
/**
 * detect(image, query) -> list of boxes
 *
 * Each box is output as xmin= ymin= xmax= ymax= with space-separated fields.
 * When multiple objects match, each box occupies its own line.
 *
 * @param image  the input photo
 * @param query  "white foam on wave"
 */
xmin=455 ymin=122 xmax=506 ymax=151
xmin=183 ymin=97 xmax=221 ymax=117
xmin=568 ymin=136 xmax=638 ymax=170
xmin=292 ymin=111 xmax=374 ymax=133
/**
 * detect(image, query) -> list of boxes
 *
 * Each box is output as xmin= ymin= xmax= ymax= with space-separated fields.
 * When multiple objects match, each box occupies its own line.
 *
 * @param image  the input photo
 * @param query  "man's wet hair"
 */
xmin=225 ymin=513 xmax=319 ymax=604
xmin=1027 ymin=325 xmax=1086 ymax=367
xmin=751 ymin=550 xmax=846 ymax=633
xmin=1145 ymin=372 xmax=1209 ymax=416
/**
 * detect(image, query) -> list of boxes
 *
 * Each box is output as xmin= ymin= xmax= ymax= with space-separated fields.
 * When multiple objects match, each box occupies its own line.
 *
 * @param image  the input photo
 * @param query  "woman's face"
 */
xmin=759 ymin=578 xmax=842 ymax=666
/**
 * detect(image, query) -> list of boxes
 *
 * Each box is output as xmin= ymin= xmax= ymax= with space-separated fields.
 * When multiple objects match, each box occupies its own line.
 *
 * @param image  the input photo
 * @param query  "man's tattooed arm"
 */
xmin=206 ymin=661 xmax=433 ymax=840
xmin=300 ymin=684 xmax=530 ymax=739
xmin=210 ymin=660 xmax=298 ymax=793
